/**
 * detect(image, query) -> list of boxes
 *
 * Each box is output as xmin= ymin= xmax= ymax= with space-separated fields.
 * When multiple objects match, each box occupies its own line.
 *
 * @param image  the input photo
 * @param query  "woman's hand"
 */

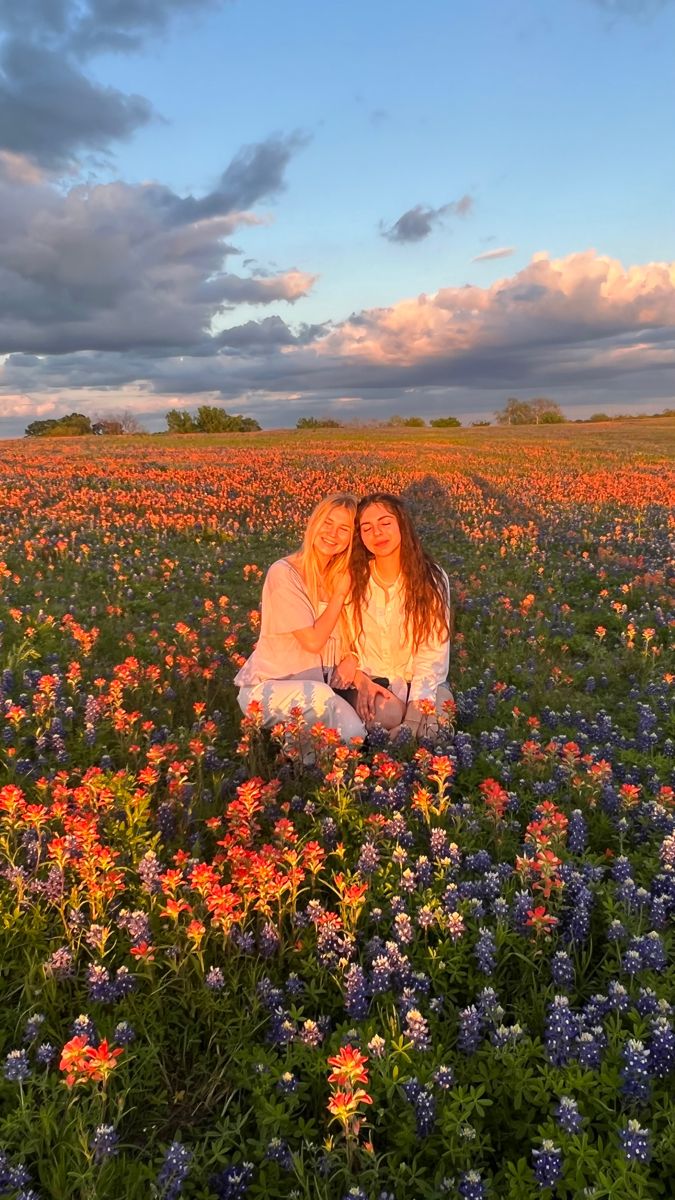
xmin=331 ymin=568 xmax=352 ymax=601
xmin=331 ymin=653 xmax=358 ymax=690
xmin=403 ymin=702 xmax=439 ymax=739
xmin=355 ymin=673 xmax=392 ymax=723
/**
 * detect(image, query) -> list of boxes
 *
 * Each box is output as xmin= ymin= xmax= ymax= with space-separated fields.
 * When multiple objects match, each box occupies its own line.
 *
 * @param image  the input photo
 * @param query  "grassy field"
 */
xmin=0 ymin=421 xmax=673 ymax=1200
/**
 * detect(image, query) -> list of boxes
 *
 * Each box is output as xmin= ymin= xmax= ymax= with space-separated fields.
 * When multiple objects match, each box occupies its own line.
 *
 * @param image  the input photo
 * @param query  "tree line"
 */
xmin=25 ymin=411 xmax=145 ymax=437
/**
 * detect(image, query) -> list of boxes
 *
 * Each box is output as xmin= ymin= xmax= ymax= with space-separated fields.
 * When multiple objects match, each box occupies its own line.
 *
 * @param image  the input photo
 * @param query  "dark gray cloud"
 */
xmin=3 ymin=249 xmax=674 ymax=432
xmin=381 ymin=195 xmax=473 ymax=244
xmin=0 ymin=0 xmax=224 ymax=165
xmin=0 ymin=40 xmax=154 ymax=169
xmin=0 ymin=0 xmax=222 ymax=55
xmin=0 ymin=137 xmax=313 ymax=353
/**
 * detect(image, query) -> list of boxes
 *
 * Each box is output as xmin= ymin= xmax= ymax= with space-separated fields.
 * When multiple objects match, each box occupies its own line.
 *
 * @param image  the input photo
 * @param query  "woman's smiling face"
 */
xmin=358 ymin=502 xmax=402 ymax=558
xmin=313 ymin=505 xmax=353 ymax=558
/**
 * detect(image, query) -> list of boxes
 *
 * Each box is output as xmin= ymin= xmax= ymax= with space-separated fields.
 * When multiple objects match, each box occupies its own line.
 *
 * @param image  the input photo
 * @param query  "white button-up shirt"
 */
xmin=356 ymin=569 xmax=450 ymax=703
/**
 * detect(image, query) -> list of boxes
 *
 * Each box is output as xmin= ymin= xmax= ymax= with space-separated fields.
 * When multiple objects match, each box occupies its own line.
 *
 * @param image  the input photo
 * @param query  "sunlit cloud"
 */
xmin=472 ymin=246 xmax=516 ymax=262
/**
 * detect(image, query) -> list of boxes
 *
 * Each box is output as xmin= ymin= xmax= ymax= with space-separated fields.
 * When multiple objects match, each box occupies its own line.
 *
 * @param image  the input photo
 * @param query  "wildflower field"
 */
xmin=0 ymin=421 xmax=673 ymax=1200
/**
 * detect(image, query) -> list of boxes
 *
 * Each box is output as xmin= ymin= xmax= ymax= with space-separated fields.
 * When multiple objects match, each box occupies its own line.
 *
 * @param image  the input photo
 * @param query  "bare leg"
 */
xmin=371 ymin=692 xmax=406 ymax=730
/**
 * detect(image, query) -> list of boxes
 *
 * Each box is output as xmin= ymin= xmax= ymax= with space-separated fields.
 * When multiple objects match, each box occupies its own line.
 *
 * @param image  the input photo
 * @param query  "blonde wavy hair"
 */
xmin=292 ymin=493 xmax=358 ymax=647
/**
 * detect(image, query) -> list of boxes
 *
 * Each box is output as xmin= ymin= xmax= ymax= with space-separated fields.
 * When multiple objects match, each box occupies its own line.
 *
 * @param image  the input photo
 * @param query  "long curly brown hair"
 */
xmin=350 ymin=492 xmax=450 ymax=653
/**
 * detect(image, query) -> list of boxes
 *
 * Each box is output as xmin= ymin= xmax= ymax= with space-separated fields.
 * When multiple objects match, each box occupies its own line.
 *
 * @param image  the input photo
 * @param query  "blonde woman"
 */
xmin=235 ymin=494 xmax=366 ymax=742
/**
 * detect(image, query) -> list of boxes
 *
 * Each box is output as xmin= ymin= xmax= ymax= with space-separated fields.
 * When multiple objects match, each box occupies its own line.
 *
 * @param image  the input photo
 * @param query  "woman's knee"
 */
xmin=373 ymin=694 xmax=405 ymax=730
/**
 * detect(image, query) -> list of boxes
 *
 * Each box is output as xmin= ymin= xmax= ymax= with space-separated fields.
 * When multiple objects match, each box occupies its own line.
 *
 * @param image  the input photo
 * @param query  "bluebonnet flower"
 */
xmin=550 ymin=951 xmax=574 ymax=991
xmin=532 ymin=1140 xmax=563 ymax=1190
xmin=393 ymin=912 xmax=414 ymax=944
xmin=206 ymin=966 xmax=225 ymax=991
xmin=36 ymin=1042 xmax=55 ymax=1065
xmin=210 ymin=1161 xmax=254 ymax=1198
xmin=622 ymin=949 xmax=643 ymax=976
xmin=299 ymin=1019 xmax=323 ymax=1047
xmin=23 ymin=1013 xmax=45 ymax=1043
xmin=259 ymin=921 xmax=280 ymax=957
xmin=417 ymin=904 xmax=435 ymax=930
xmin=554 ymin=1096 xmax=582 ymax=1134
xmin=266 ymin=1138 xmax=292 ymax=1170
xmin=277 ymin=1071 xmax=298 ymax=1094
xmin=415 ymin=855 xmax=433 ymax=886
xmin=90 ymin=1124 xmax=119 ymax=1163
xmin=477 ymin=987 xmax=503 ymax=1024
xmin=344 ymin=963 xmax=369 ymax=1020
xmin=70 ymin=1014 xmax=97 ymax=1043
xmin=86 ymin=964 xmax=116 ymax=1003
xmin=285 ymin=973 xmax=304 ymax=999
xmin=619 ymin=1120 xmax=651 ymax=1164
xmin=475 ymin=928 xmax=496 ymax=975
xmin=491 ymin=1023 xmax=525 ymax=1048
xmin=402 ymin=1078 xmax=436 ymax=1136
xmin=607 ymin=981 xmax=630 ymax=1013
xmin=3 ymin=1049 xmax=31 ymax=1083
xmin=113 ymin=1021 xmax=136 ymax=1046
xmin=457 ymin=1006 xmax=483 ymax=1055
xmin=118 ymin=909 xmax=151 ymax=945
xmin=367 ymin=1034 xmax=386 ymax=1058
xmin=433 ymin=1064 xmax=454 ymax=1089
xmin=138 ymin=850 xmax=163 ymax=894
xmin=577 ymin=1028 xmax=605 ymax=1070
xmin=512 ymin=890 xmax=534 ymax=934
xmin=458 ymin=1171 xmax=487 ymax=1199
xmin=637 ymin=932 xmax=667 ymax=972
xmin=404 ymin=1009 xmax=430 ymax=1051
xmin=621 ymin=1039 xmax=652 ymax=1103
xmin=649 ymin=1017 xmax=675 ymax=1078
xmin=635 ymin=987 xmax=659 ymax=1017
xmin=343 ymin=1188 xmax=367 ymax=1200
xmin=45 ymin=946 xmax=73 ymax=978
xmin=545 ymin=996 xmax=579 ymax=1066
xmin=429 ymin=828 xmax=450 ymax=860
xmin=157 ymin=1141 xmax=191 ymax=1200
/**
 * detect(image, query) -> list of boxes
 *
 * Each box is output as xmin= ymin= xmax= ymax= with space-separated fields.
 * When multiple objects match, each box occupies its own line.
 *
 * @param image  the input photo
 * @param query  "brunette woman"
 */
xmin=235 ymin=494 xmax=366 ymax=742
xmin=332 ymin=492 xmax=451 ymax=738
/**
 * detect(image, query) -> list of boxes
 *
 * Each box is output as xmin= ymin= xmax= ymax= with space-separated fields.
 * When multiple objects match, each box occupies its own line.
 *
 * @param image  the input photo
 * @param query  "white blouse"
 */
xmin=356 ymin=568 xmax=450 ymax=704
xmin=235 ymin=558 xmax=338 ymax=688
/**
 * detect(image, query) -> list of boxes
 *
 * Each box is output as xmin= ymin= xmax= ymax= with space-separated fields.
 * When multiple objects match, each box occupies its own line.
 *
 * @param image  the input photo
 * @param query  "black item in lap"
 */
xmin=333 ymin=677 xmax=390 ymax=710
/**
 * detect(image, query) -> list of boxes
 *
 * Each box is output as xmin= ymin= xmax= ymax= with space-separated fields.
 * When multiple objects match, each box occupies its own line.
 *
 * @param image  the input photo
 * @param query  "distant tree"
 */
xmin=531 ymin=397 xmax=565 ymax=424
xmin=430 ymin=416 xmax=461 ymax=427
xmin=296 ymin=417 xmax=342 ymax=429
xmin=387 ymin=415 xmax=425 ymax=427
xmin=494 ymin=397 xmax=533 ymax=425
xmin=119 ymin=410 xmax=147 ymax=434
xmin=589 ymin=412 xmax=610 ymax=422
xmin=166 ymin=409 xmax=196 ymax=433
xmin=25 ymin=412 xmax=92 ymax=437
xmin=194 ymin=405 xmax=261 ymax=433
xmin=471 ymin=420 xmax=491 ymax=427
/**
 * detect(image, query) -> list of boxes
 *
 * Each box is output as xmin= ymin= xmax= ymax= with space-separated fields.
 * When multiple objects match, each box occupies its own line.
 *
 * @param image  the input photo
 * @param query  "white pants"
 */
xmin=238 ymin=678 xmax=367 ymax=743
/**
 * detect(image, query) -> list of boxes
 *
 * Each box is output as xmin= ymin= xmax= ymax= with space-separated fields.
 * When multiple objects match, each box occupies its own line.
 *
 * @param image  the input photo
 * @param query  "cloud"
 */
xmin=319 ymin=252 xmax=675 ymax=369
xmin=0 ymin=0 xmax=223 ymax=56
xmin=3 ymin=250 xmax=675 ymax=431
xmin=472 ymin=246 xmax=516 ymax=262
xmin=0 ymin=0 xmax=225 ymax=166
xmin=381 ymin=196 xmax=473 ymax=244
xmin=589 ymin=0 xmax=671 ymax=19
xmin=0 ymin=137 xmax=313 ymax=354
xmin=0 ymin=40 xmax=155 ymax=170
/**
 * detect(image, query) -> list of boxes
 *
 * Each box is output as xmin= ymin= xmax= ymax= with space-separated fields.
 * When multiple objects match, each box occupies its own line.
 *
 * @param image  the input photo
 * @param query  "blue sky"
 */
xmin=1 ymin=0 xmax=674 ymax=433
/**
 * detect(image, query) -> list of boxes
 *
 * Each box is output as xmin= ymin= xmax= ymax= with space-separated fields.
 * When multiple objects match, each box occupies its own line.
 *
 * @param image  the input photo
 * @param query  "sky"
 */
xmin=1 ymin=0 xmax=675 ymax=436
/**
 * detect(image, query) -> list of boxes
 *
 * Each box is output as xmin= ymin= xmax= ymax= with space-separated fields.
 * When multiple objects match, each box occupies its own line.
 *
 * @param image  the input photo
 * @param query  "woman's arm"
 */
xmin=290 ymin=569 xmax=351 ymax=654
